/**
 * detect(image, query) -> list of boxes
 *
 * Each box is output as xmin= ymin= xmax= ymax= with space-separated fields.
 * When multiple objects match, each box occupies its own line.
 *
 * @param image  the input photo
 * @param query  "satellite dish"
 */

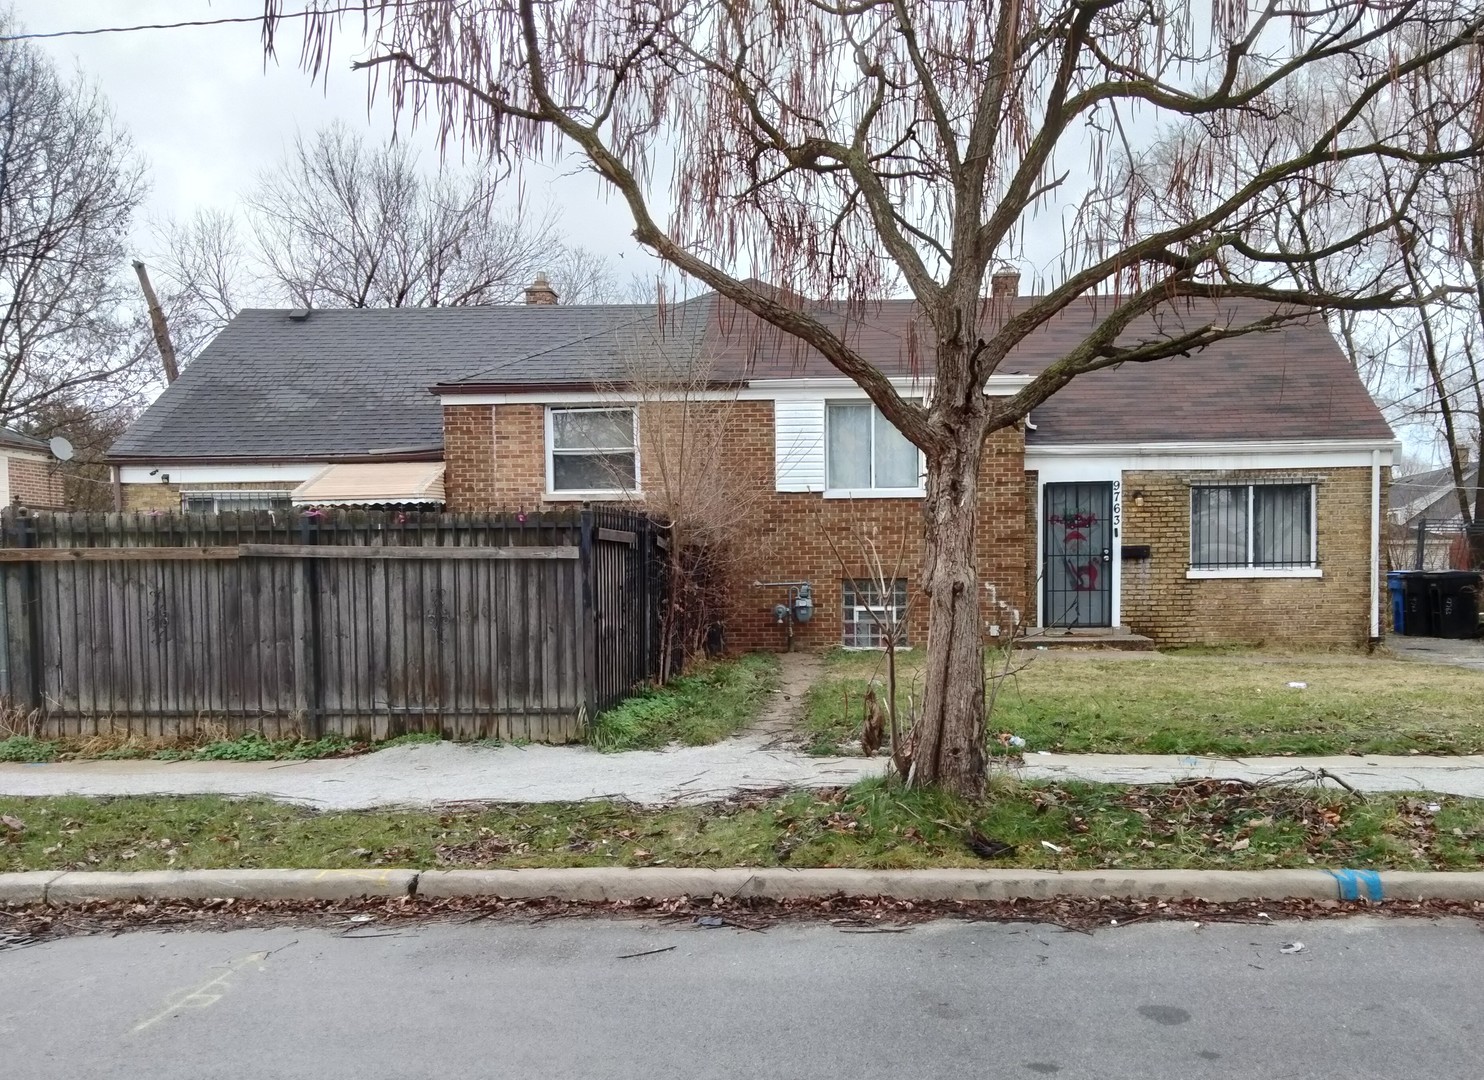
xmin=49 ymin=436 xmax=74 ymax=462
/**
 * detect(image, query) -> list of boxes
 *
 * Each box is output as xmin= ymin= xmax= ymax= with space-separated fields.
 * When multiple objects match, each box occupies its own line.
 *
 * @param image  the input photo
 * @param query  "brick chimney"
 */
xmin=524 ymin=272 xmax=559 ymax=305
xmin=990 ymin=270 xmax=1021 ymax=299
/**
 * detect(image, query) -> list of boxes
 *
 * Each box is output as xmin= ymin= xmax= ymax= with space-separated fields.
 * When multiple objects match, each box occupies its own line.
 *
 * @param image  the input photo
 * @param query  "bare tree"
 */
xmin=147 ymin=129 xmax=621 ymax=369
xmin=149 ymin=210 xmax=258 ymax=364
xmin=0 ymin=24 xmax=149 ymax=427
xmin=1250 ymin=59 xmax=1484 ymax=546
xmin=245 ymin=122 xmax=612 ymax=308
xmin=598 ymin=313 xmax=767 ymax=679
xmin=272 ymin=1 xmax=1484 ymax=796
xmin=547 ymin=243 xmax=623 ymax=305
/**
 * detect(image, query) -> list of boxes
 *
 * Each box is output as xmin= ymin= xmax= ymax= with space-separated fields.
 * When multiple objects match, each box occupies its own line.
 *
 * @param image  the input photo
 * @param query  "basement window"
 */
xmin=547 ymin=407 xmax=638 ymax=495
xmin=1189 ymin=483 xmax=1320 ymax=578
xmin=842 ymin=578 xmax=909 ymax=649
xmin=181 ymin=491 xmax=292 ymax=513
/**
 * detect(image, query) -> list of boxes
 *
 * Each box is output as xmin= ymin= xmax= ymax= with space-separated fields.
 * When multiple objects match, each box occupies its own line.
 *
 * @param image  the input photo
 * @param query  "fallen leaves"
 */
xmin=3 ymin=893 xmax=1482 ymax=948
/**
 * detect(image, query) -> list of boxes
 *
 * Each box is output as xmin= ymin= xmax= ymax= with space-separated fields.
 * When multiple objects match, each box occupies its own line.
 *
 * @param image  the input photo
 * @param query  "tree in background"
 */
xmin=271 ymin=0 xmax=1484 ymax=795
xmin=0 ymin=24 xmax=151 ymax=430
xmin=1260 ymin=54 xmax=1484 ymax=548
xmin=248 ymin=122 xmax=597 ymax=308
xmin=148 ymin=124 xmax=618 ymax=366
xmin=149 ymin=210 xmax=252 ymax=366
xmin=19 ymin=396 xmax=135 ymax=510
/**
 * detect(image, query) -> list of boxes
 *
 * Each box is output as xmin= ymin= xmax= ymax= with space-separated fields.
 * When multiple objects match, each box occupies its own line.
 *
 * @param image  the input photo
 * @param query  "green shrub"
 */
xmin=591 ymin=653 xmax=781 ymax=751
xmin=0 ymin=736 xmax=58 ymax=763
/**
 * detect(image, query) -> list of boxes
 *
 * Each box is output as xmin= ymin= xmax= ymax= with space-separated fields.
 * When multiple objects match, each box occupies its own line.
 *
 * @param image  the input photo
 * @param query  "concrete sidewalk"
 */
xmin=0 ymin=737 xmax=886 ymax=808
xmin=2 ymin=739 xmax=1484 ymax=807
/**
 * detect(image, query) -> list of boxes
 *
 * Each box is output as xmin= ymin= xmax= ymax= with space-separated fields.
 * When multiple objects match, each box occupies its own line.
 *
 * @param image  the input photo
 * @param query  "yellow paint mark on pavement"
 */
xmin=131 ymin=951 xmax=269 ymax=1034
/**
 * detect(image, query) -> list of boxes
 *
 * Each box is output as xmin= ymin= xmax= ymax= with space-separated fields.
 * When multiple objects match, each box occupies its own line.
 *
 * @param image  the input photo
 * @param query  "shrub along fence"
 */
xmin=0 ymin=508 xmax=666 ymax=743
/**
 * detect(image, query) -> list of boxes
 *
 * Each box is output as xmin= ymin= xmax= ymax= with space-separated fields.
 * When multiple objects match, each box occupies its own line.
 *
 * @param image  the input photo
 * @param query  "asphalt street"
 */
xmin=1 ymin=916 xmax=1479 ymax=1079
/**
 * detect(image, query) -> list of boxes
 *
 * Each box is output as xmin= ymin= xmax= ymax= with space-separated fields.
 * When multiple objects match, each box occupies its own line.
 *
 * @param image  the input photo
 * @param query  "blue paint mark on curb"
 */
xmin=1329 ymin=868 xmax=1383 ymax=902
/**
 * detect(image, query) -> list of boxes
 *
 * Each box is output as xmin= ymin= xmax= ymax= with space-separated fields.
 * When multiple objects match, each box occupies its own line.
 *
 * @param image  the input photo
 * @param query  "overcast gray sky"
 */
xmin=11 ymin=0 xmax=655 ymax=277
xmin=7 ymin=2 xmax=1444 ymax=461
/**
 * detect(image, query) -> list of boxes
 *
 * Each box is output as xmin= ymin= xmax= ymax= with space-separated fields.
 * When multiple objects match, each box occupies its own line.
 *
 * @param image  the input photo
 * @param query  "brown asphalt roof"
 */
xmin=112 ymin=290 xmax=1392 ymax=462
xmin=701 ymin=293 xmax=1394 ymax=444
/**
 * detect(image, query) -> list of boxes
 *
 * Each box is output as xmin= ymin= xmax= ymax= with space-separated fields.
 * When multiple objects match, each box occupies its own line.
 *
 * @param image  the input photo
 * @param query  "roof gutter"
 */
xmin=430 ymin=378 xmax=748 ymax=396
xmin=105 ymin=447 xmax=445 ymax=467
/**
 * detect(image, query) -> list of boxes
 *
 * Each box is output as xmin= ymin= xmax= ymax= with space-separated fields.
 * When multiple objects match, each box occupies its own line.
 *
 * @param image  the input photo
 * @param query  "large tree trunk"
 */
xmin=1470 ymin=422 xmax=1484 ymax=571
xmin=907 ymin=427 xmax=987 ymax=798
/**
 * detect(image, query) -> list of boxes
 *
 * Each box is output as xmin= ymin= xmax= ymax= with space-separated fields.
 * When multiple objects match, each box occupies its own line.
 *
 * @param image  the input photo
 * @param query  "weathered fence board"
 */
xmin=0 ymin=509 xmax=664 ymax=742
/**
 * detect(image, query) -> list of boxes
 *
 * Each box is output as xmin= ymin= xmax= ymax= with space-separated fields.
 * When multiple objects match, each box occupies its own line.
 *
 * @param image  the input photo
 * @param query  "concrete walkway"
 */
xmin=3 ymin=741 xmax=1484 ymax=807
xmin=1386 ymin=633 xmax=1484 ymax=672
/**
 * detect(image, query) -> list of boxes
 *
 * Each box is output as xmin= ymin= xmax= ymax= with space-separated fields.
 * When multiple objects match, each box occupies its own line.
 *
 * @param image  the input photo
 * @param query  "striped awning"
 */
xmin=292 ymin=462 xmax=445 ymax=507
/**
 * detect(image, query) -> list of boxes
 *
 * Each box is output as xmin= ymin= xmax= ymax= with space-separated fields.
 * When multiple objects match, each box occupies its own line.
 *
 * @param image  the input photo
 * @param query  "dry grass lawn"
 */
xmin=806 ymin=648 xmax=1484 ymax=757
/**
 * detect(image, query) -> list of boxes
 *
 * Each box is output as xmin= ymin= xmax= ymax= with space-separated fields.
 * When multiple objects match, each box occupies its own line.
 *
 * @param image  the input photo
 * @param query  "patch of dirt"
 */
xmin=750 ymin=651 xmax=825 ymax=749
xmin=4 ymin=892 xmax=1482 ymax=946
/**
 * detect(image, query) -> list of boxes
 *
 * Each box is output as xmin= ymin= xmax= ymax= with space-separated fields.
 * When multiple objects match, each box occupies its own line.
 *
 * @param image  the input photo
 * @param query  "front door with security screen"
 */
xmin=1043 ymin=482 xmax=1113 ymax=628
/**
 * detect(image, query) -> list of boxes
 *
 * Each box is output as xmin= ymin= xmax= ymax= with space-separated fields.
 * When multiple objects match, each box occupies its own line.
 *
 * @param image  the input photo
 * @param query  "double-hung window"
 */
xmin=547 ymin=407 xmax=637 ymax=495
xmin=1190 ymin=484 xmax=1317 ymax=574
xmin=826 ymin=402 xmax=921 ymax=494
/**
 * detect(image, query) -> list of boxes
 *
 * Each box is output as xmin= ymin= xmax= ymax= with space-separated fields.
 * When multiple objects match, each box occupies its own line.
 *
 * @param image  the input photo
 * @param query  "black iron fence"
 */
xmin=0 ymin=507 xmax=666 ymax=742
xmin=1389 ymin=519 xmax=1484 ymax=573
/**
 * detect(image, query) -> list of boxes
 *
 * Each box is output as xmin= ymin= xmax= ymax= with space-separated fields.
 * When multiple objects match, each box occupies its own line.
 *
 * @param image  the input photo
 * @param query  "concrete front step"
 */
xmin=1014 ymin=628 xmax=1157 ymax=651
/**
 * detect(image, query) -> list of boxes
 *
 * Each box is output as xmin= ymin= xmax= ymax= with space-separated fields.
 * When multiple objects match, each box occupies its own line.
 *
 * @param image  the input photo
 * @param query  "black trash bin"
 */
xmin=1400 ymin=572 xmax=1433 ymax=635
xmin=1426 ymin=571 xmax=1481 ymax=639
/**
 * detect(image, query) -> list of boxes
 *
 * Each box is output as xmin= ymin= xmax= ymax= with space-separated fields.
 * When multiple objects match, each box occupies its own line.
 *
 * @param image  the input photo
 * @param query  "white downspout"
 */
xmin=1370 ymin=449 xmax=1382 ymax=641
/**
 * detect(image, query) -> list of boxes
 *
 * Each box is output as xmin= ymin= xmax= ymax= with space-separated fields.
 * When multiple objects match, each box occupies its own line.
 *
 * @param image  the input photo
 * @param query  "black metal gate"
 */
xmin=1044 ymin=482 xmax=1113 ymax=628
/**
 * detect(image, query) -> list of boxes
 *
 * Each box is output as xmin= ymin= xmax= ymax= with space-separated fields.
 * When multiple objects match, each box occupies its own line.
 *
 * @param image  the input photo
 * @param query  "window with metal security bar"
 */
xmin=548 ymin=407 xmax=638 ymax=494
xmin=180 ymin=491 xmax=292 ymax=513
xmin=842 ymin=578 xmax=909 ymax=648
xmin=1190 ymin=484 xmax=1316 ymax=573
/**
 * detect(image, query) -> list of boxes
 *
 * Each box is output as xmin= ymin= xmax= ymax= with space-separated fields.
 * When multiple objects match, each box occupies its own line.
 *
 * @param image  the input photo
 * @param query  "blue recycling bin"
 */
xmin=1388 ymin=571 xmax=1407 ymax=634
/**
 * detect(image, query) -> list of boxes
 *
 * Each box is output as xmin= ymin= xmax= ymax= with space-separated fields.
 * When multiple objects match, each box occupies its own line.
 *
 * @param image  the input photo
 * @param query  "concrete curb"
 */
xmin=5 ymin=867 xmax=1484 ymax=907
xmin=416 ymin=868 xmax=1341 ymax=903
xmin=41 ymin=869 xmax=417 ymax=904
xmin=0 ymin=871 xmax=65 ymax=906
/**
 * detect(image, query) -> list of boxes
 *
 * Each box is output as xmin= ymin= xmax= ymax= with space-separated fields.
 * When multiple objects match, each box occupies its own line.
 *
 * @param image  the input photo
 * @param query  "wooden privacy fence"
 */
xmin=0 ymin=508 xmax=666 ymax=742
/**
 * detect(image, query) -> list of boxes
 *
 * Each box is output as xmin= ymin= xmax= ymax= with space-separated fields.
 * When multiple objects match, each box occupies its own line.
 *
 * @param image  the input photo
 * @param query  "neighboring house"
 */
xmin=0 ymin=427 xmax=65 ymax=510
xmin=1387 ymin=462 xmax=1481 ymax=571
xmin=1389 ymin=463 xmax=1479 ymax=529
xmin=108 ymin=276 xmax=1397 ymax=648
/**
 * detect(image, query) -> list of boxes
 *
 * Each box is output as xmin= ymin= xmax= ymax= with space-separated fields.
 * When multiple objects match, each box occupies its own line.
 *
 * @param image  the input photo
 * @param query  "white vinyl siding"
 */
xmin=774 ymin=400 xmax=826 ymax=492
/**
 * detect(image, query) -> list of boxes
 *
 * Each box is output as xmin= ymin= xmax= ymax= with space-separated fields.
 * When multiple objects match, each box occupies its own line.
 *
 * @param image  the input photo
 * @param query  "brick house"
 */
xmin=0 ymin=427 xmax=65 ymax=510
xmin=108 ymin=278 xmax=1396 ymax=649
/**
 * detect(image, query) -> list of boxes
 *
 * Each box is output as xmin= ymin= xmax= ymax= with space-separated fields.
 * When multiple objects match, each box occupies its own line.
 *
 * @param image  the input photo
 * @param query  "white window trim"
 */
xmin=1188 ymin=483 xmax=1318 ymax=574
xmin=823 ymin=488 xmax=924 ymax=500
xmin=1186 ymin=567 xmax=1325 ymax=580
xmin=824 ymin=400 xmax=925 ymax=497
xmin=544 ymin=405 xmax=641 ymax=498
